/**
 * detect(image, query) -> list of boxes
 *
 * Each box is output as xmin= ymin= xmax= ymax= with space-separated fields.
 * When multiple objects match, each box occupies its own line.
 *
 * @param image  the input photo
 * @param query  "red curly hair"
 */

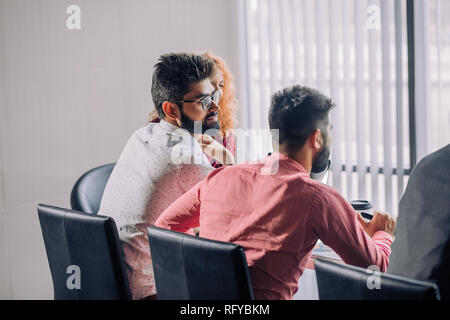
xmin=147 ymin=52 xmax=238 ymax=137
xmin=204 ymin=51 xmax=238 ymax=137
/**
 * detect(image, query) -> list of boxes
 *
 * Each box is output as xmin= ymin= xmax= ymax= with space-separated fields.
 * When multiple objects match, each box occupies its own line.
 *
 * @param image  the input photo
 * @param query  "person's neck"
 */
xmin=277 ymin=145 xmax=313 ymax=174
xmin=162 ymin=117 xmax=179 ymax=127
xmin=161 ymin=117 xmax=197 ymax=137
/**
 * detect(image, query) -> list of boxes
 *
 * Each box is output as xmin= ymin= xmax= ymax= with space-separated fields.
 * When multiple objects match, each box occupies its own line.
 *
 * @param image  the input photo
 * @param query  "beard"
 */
xmin=311 ymin=146 xmax=331 ymax=173
xmin=180 ymin=110 xmax=220 ymax=136
xmin=311 ymin=131 xmax=331 ymax=173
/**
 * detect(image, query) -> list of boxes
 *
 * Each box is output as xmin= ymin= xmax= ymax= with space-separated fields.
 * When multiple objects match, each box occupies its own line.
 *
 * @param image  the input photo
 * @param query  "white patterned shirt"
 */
xmin=98 ymin=120 xmax=213 ymax=299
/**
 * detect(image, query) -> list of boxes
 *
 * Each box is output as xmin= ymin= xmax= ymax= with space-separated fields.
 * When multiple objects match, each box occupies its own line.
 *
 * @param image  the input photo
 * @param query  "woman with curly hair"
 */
xmin=147 ymin=51 xmax=238 ymax=167
xmin=202 ymin=51 xmax=238 ymax=167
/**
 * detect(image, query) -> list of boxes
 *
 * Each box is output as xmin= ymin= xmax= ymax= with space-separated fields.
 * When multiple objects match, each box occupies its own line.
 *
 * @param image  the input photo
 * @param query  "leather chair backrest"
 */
xmin=37 ymin=204 xmax=130 ymax=300
xmin=70 ymin=163 xmax=115 ymax=214
xmin=314 ymin=258 xmax=440 ymax=300
xmin=147 ymin=226 xmax=254 ymax=300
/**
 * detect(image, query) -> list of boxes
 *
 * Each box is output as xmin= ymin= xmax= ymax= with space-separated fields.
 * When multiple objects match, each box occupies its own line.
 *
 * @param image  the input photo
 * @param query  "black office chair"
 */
xmin=147 ymin=226 xmax=254 ymax=300
xmin=70 ymin=163 xmax=115 ymax=214
xmin=37 ymin=204 xmax=131 ymax=300
xmin=314 ymin=258 xmax=440 ymax=300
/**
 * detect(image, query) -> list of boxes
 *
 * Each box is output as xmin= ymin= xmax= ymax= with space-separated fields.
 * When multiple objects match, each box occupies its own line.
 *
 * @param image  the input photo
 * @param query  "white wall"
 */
xmin=0 ymin=0 xmax=240 ymax=299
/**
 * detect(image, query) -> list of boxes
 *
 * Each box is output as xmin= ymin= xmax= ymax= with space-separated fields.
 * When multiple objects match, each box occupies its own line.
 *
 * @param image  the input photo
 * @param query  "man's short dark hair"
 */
xmin=269 ymin=85 xmax=335 ymax=151
xmin=151 ymin=53 xmax=215 ymax=119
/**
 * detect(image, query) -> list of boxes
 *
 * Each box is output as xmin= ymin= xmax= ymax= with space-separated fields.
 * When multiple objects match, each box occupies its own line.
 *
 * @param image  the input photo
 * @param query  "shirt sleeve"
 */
xmin=155 ymin=166 xmax=227 ymax=234
xmin=310 ymin=184 xmax=393 ymax=272
xmin=155 ymin=179 xmax=203 ymax=233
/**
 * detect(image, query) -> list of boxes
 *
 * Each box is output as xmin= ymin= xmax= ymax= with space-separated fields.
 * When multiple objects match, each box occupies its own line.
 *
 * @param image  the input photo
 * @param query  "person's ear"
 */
xmin=162 ymin=101 xmax=180 ymax=120
xmin=312 ymin=129 xmax=322 ymax=150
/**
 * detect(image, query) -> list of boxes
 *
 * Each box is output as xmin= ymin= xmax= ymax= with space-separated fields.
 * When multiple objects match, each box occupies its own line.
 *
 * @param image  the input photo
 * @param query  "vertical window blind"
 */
xmin=238 ymin=0 xmax=420 ymax=216
xmin=238 ymin=0 xmax=450 ymax=216
xmin=422 ymin=0 xmax=450 ymax=156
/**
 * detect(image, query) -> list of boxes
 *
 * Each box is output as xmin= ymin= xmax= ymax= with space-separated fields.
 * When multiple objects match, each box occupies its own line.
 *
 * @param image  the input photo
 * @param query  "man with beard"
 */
xmin=156 ymin=85 xmax=396 ymax=300
xmin=98 ymin=53 xmax=232 ymax=300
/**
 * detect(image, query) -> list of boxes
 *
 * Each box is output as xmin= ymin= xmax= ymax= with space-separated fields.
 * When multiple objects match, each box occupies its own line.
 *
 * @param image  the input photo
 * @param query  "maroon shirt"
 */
xmin=156 ymin=153 xmax=393 ymax=300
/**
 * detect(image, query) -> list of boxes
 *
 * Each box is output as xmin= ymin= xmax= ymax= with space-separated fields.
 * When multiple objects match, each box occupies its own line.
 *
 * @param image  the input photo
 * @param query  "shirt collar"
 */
xmin=264 ymin=152 xmax=309 ymax=175
xmin=158 ymin=119 xmax=181 ymax=132
xmin=156 ymin=120 xmax=193 ymax=137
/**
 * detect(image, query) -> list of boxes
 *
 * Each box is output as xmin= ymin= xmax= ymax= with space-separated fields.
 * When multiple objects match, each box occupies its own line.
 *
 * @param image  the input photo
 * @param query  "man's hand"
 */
xmin=194 ymin=134 xmax=235 ymax=166
xmin=357 ymin=211 xmax=396 ymax=237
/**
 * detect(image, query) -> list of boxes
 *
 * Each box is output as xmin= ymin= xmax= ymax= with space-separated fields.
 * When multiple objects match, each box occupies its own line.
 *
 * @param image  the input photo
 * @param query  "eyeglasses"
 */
xmin=171 ymin=90 xmax=220 ymax=111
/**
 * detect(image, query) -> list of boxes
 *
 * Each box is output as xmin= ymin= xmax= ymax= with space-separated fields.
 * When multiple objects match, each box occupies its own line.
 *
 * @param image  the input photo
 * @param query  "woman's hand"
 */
xmin=194 ymin=134 xmax=235 ymax=166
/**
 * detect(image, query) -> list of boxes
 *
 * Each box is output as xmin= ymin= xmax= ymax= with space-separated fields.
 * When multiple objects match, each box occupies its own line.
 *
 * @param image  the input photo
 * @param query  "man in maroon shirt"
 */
xmin=156 ymin=85 xmax=396 ymax=300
